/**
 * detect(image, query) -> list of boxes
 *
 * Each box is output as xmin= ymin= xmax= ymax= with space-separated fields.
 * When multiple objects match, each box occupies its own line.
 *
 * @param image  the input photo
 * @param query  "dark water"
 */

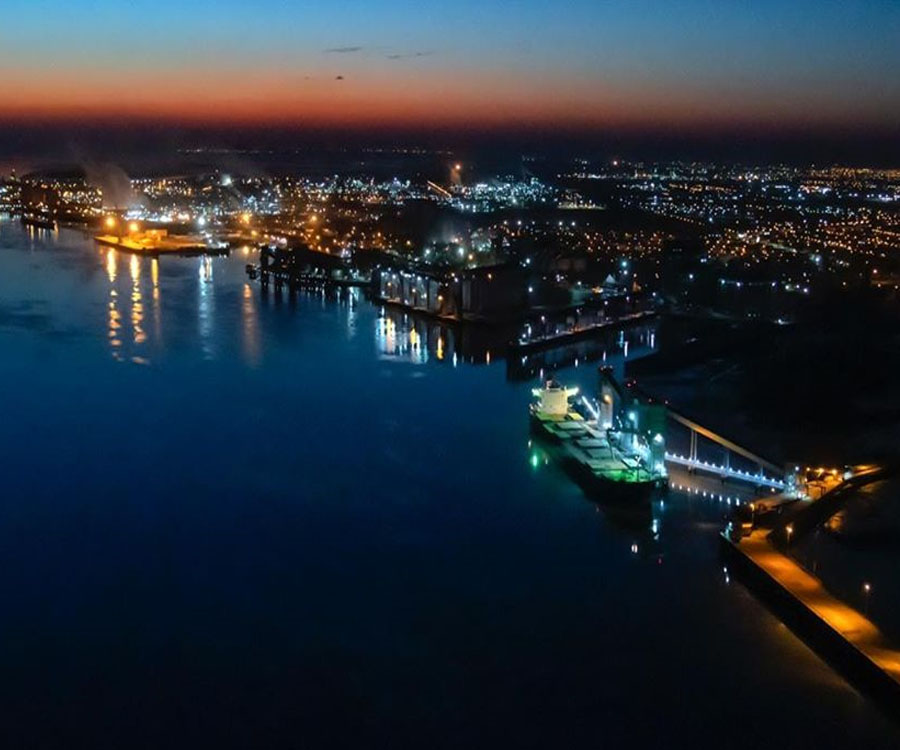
xmin=793 ymin=479 xmax=900 ymax=643
xmin=1 ymin=218 xmax=898 ymax=749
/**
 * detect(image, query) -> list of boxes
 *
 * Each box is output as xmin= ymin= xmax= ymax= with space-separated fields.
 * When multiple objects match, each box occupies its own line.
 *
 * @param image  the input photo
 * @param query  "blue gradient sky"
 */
xmin=1 ymin=0 xmax=898 ymax=131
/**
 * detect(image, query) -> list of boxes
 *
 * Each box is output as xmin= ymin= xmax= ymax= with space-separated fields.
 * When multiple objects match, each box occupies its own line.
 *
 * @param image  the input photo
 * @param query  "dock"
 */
xmin=94 ymin=234 xmax=224 ymax=256
xmin=510 ymin=310 xmax=656 ymax=354
xmin=722 ymin=470 xmax=900 ymax=716
xmin=249 ymin=265 xmax=371 ymax=290
xmin=247 ymin=244 xmax=372 ymax=290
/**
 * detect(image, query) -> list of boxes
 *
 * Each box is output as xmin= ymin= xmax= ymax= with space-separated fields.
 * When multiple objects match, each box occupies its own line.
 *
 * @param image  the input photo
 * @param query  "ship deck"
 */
xmin=532 ymin=409 xmax=660 ymax=485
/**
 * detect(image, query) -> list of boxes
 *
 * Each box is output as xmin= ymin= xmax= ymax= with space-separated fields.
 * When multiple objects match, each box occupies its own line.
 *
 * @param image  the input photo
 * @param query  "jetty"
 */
xmin=94 ymin=233 xmax=224 ymax=256
xmin=510 ymin=310 xmax=657 ymax=354
xmin=722 ymin=466 xmax=900 ymax=715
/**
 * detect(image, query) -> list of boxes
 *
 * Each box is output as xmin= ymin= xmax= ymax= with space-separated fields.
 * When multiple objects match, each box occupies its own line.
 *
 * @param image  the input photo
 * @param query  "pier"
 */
xmin=664 ymin=452 xmax=787 ymax=490
xmin=612 ymin=375 xmax=794 ymax=491
xmin=509 ymin=310 xmax=657 ymax=354
xmin=94 ymin=233 xmax=223 ymax=256
xmin=602 ymin=370 xmax=794 ymax=492
xmin=252 ymin=266 xmax=371 ymax=289
xmin=248 ymin=244 xmax=372 ymax=290
xmin=723 ymin=468 xmax=900 ymax=716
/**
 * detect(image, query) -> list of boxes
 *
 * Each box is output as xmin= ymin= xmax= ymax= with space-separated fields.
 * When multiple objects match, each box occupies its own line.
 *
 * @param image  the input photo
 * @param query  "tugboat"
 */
xmin=530 ymin=375 xmax=666 ymax=504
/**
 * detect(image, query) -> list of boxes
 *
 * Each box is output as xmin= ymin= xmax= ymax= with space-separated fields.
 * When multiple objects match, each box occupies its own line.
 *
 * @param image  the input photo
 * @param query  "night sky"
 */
xmin=0 ymin=1 xmax=898 ymax=158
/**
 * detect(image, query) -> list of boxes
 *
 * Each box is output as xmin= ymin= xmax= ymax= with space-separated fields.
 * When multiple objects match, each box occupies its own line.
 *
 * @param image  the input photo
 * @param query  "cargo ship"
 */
xmin=530 ymin=377 xmax=666 ymax=503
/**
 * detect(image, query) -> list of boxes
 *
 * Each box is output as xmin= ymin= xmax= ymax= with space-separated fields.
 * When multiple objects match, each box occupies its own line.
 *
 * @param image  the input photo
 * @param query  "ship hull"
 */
xmin=530 ymin=414 xmax=662 ymax=505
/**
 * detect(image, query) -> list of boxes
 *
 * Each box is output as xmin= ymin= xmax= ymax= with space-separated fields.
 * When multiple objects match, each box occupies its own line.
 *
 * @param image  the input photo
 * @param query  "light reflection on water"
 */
xmin=0 ymin=220 xmax=897 ymax=747
xmin=151 ymin=257 xmax=161 ymax=343
xmin=107 ymin=248 xmax=122 ymax=359
xmin=130 ymin=253 xmax=146 ymax=349
xmin=241 ymin=282 xmax=260 ymax=366
xmin=198 ymin=255 xmax=214 ymax=360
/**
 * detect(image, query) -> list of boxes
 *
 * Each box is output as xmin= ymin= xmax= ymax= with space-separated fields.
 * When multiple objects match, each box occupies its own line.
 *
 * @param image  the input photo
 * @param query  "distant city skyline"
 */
xmin=3 ymin=5 xmax=900 ymax=747
xmin=1 ymin=0 xmax=898 ymax=141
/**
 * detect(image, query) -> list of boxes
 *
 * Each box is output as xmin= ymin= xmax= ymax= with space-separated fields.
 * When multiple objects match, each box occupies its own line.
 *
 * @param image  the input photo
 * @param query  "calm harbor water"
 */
xmin=793 ymin=479 xmax=900 ymax=644
xmin=1 ymin=217 xmax=898 ymax=748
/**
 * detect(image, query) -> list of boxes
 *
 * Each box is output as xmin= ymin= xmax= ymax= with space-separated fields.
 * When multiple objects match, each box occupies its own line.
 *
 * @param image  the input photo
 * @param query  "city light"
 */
xmin=1 ymin=4 xmax=899 ymax=744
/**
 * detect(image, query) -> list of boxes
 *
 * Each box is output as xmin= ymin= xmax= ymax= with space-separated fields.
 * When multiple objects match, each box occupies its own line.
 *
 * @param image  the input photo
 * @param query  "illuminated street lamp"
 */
xmin=785 ymin=523 xmax=794 ymax=546
xmin=863 ymin=582 xmax=872 ymax=617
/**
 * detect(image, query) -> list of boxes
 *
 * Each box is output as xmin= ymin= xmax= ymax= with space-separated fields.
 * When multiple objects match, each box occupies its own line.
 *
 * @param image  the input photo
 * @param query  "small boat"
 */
xmin=530 ymin=377 xmax=665 ymax=503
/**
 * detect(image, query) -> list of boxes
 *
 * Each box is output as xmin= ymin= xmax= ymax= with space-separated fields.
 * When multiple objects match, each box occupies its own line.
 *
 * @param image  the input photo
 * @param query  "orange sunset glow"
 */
xmin=1 ymin=64 xmax=895 ymax=134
